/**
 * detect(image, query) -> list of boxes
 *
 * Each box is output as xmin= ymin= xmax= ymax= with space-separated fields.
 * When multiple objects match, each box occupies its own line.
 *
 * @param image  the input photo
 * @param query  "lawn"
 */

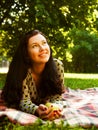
xmin=0 ymin=73 xmax=98 ymax=130
xmin=0 ymin=74 xmax=6 ymax=89
xmin=0 ymin=73 xmax=98 ymax=89
xmin=64 ymin=73 xmax=98 ymax=89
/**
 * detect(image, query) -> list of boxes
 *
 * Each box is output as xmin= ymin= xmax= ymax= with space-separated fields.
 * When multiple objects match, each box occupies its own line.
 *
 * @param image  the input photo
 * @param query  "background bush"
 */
xmin=0 ymin=0 xmax=98 ymax=73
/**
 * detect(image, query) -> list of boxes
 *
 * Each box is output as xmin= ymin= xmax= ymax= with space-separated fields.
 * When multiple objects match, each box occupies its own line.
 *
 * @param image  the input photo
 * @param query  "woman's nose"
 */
xmin=39 ymin=45 xmax=45 ymax=51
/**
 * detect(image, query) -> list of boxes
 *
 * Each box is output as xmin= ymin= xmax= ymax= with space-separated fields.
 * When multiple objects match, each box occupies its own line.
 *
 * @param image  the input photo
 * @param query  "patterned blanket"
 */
xmin=0 ymin=88 xmax=98 ymax=128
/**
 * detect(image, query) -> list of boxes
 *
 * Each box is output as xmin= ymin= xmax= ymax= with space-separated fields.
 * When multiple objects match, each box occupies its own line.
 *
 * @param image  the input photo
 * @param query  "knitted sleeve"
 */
xmin=54 ymin=58 xmax=65 ymax=86
xmin=19 ymin=76 xmax=38 ymax=114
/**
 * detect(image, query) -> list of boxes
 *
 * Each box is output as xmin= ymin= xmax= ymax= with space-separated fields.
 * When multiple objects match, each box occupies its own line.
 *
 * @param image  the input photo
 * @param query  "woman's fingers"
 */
xmin=41 ymin=109 xmax=62 ymax=120
xmin=54 ymin=109 xmax=62 ymax=117
xmin=36 ymin=104 xmax=52 ymax=117
xmin=39 ymin=104 xmax=48 ymax=111
xmin=37 ymin=104 xmax=62 ymax=120
xmin=41 ymin=110 xmax=54 ymax=120
xmin=40 ymin=106 xmax=53 ymax=116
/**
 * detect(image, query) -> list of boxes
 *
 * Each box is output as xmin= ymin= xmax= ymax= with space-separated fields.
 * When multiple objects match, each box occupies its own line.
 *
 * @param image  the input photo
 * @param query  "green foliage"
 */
xmin=65 ymin=28 xmax=98 ymax=72
xmin=0 ymin=74 xmax=6 ymax=89
xmin=1 ymin=117 xmax=98 ymax=130
xmin=65 ymin=78 xmax=98 ymax=89
xmin=0 ymin=0 xmax=68 ymax=57
xmin=0 ymin=0 xmax=98 ymax=72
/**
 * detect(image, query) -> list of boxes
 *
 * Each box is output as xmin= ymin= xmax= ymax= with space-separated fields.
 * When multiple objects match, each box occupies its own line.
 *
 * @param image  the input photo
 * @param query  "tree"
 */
xmin=0 ymin=0 xmax=67 ymax=57
xmin=66 ymin=28 xmax=98 ymax=72
xmin=0 ymin=0 xmax=98 ymax=72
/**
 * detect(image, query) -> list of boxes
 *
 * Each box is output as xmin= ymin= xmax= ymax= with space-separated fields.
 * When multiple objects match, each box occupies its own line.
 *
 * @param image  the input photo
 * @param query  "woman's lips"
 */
xmin=39 ymin=51 xmax=48 ymax=56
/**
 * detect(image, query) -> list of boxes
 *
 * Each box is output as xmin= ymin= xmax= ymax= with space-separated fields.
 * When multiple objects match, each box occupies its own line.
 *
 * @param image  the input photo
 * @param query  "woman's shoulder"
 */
xmin=53 ymin=58 xmax=63 ymax=66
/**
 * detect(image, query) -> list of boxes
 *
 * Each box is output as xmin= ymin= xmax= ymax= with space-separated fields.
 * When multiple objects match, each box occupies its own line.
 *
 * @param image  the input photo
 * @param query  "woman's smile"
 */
xmin=39 ymin=51 xmax=48 ymax=57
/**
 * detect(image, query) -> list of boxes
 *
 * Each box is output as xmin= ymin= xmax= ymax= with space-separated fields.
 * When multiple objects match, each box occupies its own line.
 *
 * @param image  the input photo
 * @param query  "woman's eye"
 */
xmin=32 ymin=44 xmax=38 ymax=48
xmin=42 ymin=41 xmax=47 ymax=45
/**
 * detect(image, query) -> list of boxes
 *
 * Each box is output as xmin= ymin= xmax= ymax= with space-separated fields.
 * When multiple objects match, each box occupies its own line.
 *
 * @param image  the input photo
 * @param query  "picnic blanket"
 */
xmin=0 ymin=87 xmax=98 ymax=128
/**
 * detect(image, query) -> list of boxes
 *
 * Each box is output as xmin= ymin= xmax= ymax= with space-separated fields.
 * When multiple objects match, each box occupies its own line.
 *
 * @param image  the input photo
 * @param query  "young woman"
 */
xmin=2 ymin=30 xmax=65 ymax=120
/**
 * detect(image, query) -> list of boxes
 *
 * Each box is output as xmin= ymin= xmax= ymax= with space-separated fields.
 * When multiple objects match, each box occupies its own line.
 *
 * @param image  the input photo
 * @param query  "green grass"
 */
xmin=64 ymin=73 xmax=98 ymax=89
xmin=65 ymin=78 xmax=98 ymax=90
xmin=0 ymin=74 xmax=6 ymax=89
xmin=0 ymin=73 xmax=98 ymax=130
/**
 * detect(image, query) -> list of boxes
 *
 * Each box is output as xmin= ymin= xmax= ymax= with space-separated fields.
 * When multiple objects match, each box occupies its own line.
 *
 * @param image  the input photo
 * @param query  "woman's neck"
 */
xmin=31 ymin=63 xmax=45 ymax=87
xmin=31 ymin=63 xmax=45 ymax=75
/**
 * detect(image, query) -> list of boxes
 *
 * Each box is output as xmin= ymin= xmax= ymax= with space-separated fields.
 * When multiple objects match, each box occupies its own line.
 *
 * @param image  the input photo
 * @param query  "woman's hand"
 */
xmin=35 ymin=104 xmax=52 ymax=119
xmin=35 ymin=103 xmax=62 ymax=120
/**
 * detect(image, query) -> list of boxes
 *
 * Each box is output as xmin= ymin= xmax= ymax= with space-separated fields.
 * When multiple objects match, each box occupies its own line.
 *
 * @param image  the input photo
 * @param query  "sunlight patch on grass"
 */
xmin=0 ymin=67 xmax=9 ymax=73
xmin=64 ymin=73 xmax=98 ymax=79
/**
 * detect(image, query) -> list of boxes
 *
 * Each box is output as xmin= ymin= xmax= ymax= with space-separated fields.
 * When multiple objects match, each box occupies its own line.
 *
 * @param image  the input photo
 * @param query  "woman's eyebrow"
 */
xmin=31 ymin=41 xmax=39 ymax=45
xmin=32 ymin=40 xmax=46 ymax=44
xmin=32 ymin=42 xmax=37 ymax=44
xmin=42 ymin=39 xmax=47 ymax=42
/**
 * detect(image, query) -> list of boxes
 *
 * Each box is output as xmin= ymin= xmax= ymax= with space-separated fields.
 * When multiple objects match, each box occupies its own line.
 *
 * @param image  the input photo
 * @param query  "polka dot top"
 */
xmin=19 ymin=58 xmax=64 ymax=114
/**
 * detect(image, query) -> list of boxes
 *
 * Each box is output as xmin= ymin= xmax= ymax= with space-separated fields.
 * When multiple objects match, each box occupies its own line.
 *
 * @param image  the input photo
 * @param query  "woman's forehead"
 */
xmin=29 ymin=34 xmax=46 ymax=44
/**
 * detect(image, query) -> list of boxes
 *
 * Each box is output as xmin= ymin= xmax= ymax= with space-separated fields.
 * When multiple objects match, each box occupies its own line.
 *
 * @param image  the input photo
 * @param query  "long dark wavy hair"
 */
xmin=2 ymin=30 xmax=64 ymax=109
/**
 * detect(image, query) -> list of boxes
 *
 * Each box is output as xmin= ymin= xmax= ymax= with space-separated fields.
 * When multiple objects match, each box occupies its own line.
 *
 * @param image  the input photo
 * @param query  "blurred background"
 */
xmin=0 ymin=0 xmax=98 ymax=73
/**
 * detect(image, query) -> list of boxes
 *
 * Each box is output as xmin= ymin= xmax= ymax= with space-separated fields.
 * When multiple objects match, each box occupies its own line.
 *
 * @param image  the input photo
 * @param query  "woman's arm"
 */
xmin=54 ymin=58 xmax=65 ymax=87
xmin=19 ymin=99 xmax=38 ymax=114
xmin=19 ymin=78 xmax=38 ymax=114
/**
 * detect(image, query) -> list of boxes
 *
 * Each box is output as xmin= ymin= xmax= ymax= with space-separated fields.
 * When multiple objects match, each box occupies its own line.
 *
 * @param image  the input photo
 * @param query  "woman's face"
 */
xmin=27 ymin=34 xmax=50 ymax=64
